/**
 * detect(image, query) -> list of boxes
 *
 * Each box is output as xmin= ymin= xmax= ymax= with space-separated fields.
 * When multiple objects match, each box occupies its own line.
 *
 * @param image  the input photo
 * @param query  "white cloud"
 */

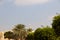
xmin=14 ymin=0 xmax=51 ymax=6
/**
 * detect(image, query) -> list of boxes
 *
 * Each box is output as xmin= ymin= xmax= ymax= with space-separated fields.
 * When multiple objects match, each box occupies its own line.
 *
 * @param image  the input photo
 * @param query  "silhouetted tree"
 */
xmin=52 ymin=14 xmax=60 ymax=36
xmin=4 ymin=31 xmax=14 ymax=40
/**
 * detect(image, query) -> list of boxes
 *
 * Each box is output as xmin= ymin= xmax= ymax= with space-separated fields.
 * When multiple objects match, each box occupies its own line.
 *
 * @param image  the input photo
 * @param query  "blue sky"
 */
xmin=0 ymin=0 xmax=60 ymax=31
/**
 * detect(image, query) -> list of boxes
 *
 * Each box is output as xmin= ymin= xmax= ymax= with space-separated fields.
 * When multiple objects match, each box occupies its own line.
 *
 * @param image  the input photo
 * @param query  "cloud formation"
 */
xmin=14 ymin=0 xmax=51 ymax=6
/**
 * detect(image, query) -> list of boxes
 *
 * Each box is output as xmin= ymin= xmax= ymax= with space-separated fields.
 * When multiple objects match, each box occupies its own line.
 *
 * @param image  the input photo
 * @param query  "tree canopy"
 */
xmin=26 ymin=32 xmax=34 ymax=40
xmin=34 ymin=27 xmax=55 ymax=40
xmin=12 ymin=24 xmax=27 ymax=40
xmin=4 ymin=31 xmax=14 ymax=40
xmin=52 ymin=15 xmax=60 ymax=36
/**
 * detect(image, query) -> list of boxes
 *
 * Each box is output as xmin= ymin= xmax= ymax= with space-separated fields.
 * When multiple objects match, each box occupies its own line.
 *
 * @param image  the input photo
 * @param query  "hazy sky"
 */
xmin=0 ymin=0 xmax=60 ymax=31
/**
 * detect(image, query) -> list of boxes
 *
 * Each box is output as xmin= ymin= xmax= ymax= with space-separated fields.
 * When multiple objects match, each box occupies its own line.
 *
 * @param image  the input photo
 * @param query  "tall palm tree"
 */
xmin=12 ymin=24 xmax=27 ymax=40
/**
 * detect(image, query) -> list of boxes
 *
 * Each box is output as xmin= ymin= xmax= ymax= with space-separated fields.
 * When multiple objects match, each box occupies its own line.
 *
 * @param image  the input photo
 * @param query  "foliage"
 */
xmin=34 ymin=27 xmax=56 ymax=40
xmin=4 ymin=14 xmax=60 ymax=40
xmin=52 ymin=15 xmax=60 ymax=36
xmin=27 ymin=28 xmax=33 ymax=33
xmin=13 ymin=34 xmax=19 ymax=40
xmin=4 ymin=31 xmax=14 ymax=40
xmin=26 ymin=32 xmax=34 ymax=40
xmin=12 ymin=24 xmax=27 ymax=40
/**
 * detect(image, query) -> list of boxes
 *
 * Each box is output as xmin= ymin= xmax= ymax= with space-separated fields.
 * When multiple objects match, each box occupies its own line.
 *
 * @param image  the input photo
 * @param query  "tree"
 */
xmin=34 ymin=27 xmax=56 ymax=40
xmin=52 ymin=15 xmax=60 ymax=36
xmin=12 ymin=24 xmax=27 ymax=40
xmin=26 ymin=32 xmax=34 ymax=40
xmin=4 ymin=31 xmax=14 ymax=40
xmin=41 ymin=27 xmax=56 ymax=40
xmin=13 ymin=34 xmax=19 ymax=40
xmin=27 ymin=28 xmax=33 ymax=33
xmin=34 ymin=28 xmax=41 ymax=40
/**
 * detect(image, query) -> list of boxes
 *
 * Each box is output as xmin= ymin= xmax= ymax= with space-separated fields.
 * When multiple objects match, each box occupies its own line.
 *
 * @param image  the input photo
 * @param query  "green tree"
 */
xmin=52 ymin=15 xmax=60 ymax=36
xmin=26 ymin=32 xmax=34 ymax=40
xmin=34 ymin=27 xmax=56 ymax=40
xmin=4 ymin=31 xmax=14 ymax=40
xmin=34 ymin=28 xmax=41 ymax=40
xmin=12 ymin=24 xmax=27 ymax=40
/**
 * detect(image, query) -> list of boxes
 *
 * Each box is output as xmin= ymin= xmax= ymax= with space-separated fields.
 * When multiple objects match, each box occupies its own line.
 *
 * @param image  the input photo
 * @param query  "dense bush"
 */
xmin=52 ymin=15 xmax=60 ymax=36
xmin=34 ymin=27 xmax=56 ymax=40
xmin=26 ymin=32 xmax=34 ymax=40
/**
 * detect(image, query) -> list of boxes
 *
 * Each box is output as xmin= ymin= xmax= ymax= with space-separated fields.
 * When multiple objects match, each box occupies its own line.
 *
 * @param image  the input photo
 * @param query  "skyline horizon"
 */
xmin=0 ymin=0 xmax=60 ymax=31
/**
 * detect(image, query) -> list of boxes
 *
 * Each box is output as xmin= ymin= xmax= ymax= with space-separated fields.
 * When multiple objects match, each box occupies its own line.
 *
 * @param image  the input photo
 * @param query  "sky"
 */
xmin=0 ymin=0 xmax=60 ymax=31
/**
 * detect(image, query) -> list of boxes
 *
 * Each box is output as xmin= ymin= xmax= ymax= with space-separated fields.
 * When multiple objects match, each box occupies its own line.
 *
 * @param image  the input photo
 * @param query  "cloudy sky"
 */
xmin=0 ymin=0 xmax=60 ymax=31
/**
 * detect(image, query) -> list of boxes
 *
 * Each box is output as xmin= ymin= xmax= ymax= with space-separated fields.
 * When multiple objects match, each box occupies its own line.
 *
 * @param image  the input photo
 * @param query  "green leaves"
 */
xmin=52 ymin=15 xmax=60 ymax=36
xmin=4 ymin=31 xmax=14 ymax=39
xmin=26 ymin=32 xmax=34 ymax=40
xmin=34 ymin=27 xmax=55 ymax=40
